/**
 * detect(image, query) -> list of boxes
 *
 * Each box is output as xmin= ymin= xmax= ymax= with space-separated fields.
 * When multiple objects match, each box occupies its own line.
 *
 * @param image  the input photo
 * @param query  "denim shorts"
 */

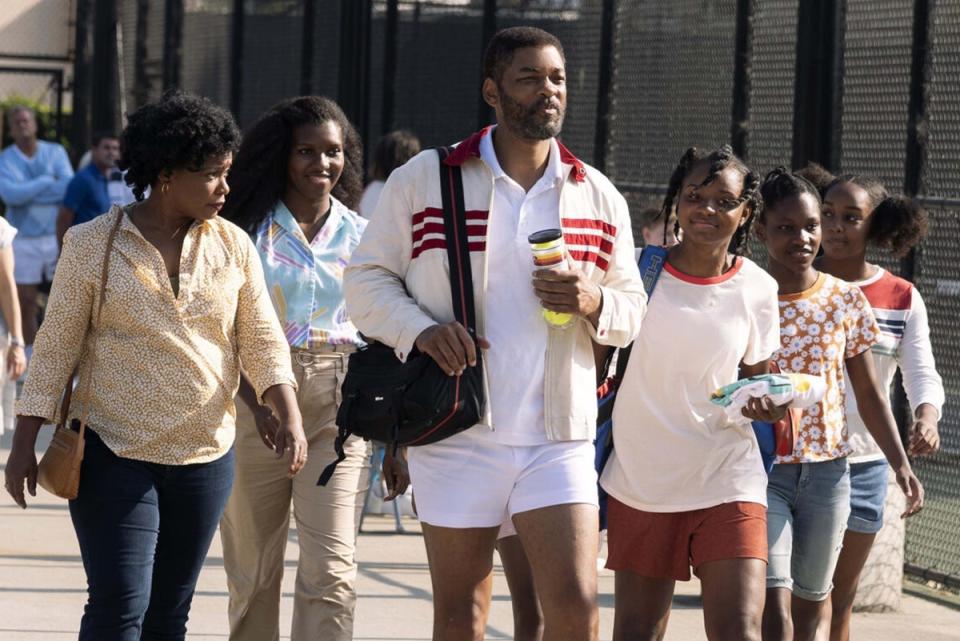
xmin=847 ymin=460 xmax=889 ymax=535
xmin=766 ymin=457 xmax=851 ymax=601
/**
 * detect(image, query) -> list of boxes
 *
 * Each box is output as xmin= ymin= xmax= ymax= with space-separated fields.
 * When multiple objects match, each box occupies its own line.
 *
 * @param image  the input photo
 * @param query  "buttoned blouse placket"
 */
xmin=121 ymin=213 xmax=200 ymax=308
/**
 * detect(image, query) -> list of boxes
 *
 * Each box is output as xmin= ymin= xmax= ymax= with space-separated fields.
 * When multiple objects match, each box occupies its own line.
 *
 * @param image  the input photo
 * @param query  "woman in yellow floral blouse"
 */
xmin=4 ymin=91 xmax=303 ymax=641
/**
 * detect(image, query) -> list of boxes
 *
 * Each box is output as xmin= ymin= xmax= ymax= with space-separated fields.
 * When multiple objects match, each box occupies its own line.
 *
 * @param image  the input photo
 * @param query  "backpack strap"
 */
xmin=611 ymin=244 xmax=668 ymax=381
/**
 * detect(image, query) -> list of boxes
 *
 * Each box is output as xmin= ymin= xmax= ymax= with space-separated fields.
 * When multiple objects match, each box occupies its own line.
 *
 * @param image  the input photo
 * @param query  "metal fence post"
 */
xmin=71 ymin=0 xmax=93 ymax=157
xmin=476 ymin=0 xmax=497 ymax=131
xmin=730 ymin=0 xmax=754 ymax=160
xmin=133 ymin=0 xmax=150 ymax=108
xmin=300 ymin=0 xmax=316 ymax=96
xmin=163 ymin=0 xmax=184 ymax=91
xmin=230 ymin=0 xmax=243 ymax=119
xmin=381 ymin=0 xmax=399 ymax=135
xmin=791 ymin=0 xmax=845 ymax=170
xmin=92 ymin=0 xmax=121 ymax=135
xmin=337 ymin=0 xmax=372 ymax=151
xmin=592 ymin=0 xmax=617 ymax=174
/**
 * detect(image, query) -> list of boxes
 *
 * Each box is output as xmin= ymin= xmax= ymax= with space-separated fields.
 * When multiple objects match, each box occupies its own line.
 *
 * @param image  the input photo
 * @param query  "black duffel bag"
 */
xmin=318 ymin=147 xmax=485 ymax=486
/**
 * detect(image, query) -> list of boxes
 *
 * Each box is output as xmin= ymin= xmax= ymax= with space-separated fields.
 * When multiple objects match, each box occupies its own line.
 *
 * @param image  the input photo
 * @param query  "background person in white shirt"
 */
xmin=358 ymin=130 xmax=420 ymax=219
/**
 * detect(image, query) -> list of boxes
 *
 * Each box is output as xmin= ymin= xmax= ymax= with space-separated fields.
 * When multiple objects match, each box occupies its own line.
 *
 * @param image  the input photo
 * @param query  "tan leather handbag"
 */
xmin=37 ymin=210 xmax=123 ymax=500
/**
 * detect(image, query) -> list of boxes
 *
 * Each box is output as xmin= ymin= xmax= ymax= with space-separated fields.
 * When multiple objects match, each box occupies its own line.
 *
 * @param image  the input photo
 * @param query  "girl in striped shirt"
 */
xmin=803 ymin=165 xmax=943 ymax=641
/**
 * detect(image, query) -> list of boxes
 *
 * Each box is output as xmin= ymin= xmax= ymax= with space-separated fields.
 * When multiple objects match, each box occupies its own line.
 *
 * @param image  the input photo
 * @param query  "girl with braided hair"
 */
xmin=600 ymin=145 xmax=783 ymax=641
xmin=219 ymin=96 xmax=408 ymax=641
xmin=805 ymin=168 xmax=941 ymax=641
xmin=754 ymin=168 xmax=924 ymax=641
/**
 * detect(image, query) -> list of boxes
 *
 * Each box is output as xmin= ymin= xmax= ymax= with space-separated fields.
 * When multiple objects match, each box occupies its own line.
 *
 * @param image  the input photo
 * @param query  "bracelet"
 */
xmin=8 ymin=337 xmax=24 ymax=348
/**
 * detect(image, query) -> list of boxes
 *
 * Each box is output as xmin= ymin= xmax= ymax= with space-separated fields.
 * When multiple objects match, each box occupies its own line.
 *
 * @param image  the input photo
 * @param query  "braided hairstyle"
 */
xmin=758 ymin=166 xmax=822 ymax=220
xmin=824 ymin=172 xmax=928 ymax=258
xmin=221 ymin=96 xmax=364 ymax=233
xmin=119 ymin=90 xmax=240 ymax=202
xmin=659 ymin=145 xmax=762 ymax=255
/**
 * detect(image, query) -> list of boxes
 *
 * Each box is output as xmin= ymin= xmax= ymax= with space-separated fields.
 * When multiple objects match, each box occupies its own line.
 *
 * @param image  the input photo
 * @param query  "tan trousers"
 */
xmin=221 ymin=348 xmax=370 ymax=641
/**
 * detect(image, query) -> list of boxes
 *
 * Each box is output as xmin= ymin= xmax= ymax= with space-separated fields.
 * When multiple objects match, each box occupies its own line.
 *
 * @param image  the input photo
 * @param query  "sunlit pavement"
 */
xmin=2 ymin=428 xmax=958 ymax=640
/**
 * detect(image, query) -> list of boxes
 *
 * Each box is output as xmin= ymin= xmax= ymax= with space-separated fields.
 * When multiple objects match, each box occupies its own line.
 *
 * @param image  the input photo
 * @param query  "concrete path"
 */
xmin=2 ymin=428 xmax=959 ymax=640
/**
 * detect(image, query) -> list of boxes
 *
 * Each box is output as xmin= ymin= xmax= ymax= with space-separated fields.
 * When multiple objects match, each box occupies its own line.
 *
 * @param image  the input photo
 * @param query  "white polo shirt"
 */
xmin=479 ymin=128 xmax=565 ymax=445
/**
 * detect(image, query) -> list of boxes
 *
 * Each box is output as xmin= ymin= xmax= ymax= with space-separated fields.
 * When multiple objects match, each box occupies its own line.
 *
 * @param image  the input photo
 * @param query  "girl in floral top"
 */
xmin=220 ymin=96 xmax=408 ymax=641
xmin=755 ymin=168 xmax=923 ymax=641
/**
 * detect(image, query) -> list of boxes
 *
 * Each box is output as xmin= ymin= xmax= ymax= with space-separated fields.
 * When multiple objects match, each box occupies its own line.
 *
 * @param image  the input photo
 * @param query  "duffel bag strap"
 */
xmin=438 ymin=146 xmax=479 ymax=341
xmin=318 ymin=394 xmax=355 ymax=486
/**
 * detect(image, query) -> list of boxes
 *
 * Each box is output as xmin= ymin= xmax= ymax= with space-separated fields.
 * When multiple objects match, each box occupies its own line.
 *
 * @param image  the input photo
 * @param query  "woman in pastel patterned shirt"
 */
xmin=220 ymin=96 xmax=407 ymax=641
xmin=801 ymin=165 xmax=943 ymax=641
xmin=4 ymin=92 xmax=303 ymax=641
xmin=755 ymin=168 xmax=923 ymax=641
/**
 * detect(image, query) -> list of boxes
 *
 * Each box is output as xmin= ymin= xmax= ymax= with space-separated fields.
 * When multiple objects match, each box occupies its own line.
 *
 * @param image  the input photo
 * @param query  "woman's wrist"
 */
xmin=262 ymin=383 xmax=301 ymax=425
xmin=8 ymin=336 xmax=24 ymax=348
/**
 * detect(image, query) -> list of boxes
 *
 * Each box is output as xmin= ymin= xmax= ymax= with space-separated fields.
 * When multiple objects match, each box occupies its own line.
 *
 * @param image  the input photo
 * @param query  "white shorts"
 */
xmin=408 ymin=428 xmax=598 ymax=530
xmin=13 ymin=235 xmax=58 ymax=285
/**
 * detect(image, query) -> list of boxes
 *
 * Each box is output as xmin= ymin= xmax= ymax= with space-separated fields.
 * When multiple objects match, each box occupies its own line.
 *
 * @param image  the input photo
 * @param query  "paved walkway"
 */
xmin=2 ymin=428 xmax=959 ymax=640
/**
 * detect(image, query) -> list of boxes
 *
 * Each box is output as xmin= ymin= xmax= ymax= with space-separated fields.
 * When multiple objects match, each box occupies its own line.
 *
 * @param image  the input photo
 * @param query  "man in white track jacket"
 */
xmin=344 ymin=27 xmax=645 ymax=640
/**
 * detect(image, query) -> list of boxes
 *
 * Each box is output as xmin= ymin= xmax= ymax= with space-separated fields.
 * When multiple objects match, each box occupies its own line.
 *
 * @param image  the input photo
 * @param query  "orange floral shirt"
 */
xmin=775 ymin=273 xmax=878 ymax=463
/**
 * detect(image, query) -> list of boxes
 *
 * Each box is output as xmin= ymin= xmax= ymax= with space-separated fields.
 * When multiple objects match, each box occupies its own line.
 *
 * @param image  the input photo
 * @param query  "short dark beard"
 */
xmin=498 ymin=87 xmax=565 ymax=141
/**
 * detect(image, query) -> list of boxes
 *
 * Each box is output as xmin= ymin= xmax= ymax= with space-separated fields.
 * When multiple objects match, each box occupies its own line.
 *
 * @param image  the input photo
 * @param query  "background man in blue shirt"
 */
xmin=0 ymin=105 xmax=73 ymax=354
xmin=57 ymin=132 xmax=120 ymax=248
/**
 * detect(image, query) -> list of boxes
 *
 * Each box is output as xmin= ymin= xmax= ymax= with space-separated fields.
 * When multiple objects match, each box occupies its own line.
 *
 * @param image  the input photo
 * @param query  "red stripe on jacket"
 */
xmin=412 ymin=208 xmax=489 ymax=227
xmin=568 ymin=249 xmax=610 ymax=271
xmin=561 ymin=217 xmax=617 ymax=237
xmin=564 ymin=232 xmax=614 ymax=255
xmin=411 ymin=239 xmax=487 ymax=259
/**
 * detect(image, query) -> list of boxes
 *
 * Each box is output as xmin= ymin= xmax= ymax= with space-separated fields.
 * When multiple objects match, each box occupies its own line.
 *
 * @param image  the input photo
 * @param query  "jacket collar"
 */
xmin=443 ymin=126 xmax=586 ymax=183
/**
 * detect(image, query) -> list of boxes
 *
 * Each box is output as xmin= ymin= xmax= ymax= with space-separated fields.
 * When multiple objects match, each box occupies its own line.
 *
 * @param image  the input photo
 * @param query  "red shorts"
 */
xmin=605 ymin=496 xmax=767 ymax=581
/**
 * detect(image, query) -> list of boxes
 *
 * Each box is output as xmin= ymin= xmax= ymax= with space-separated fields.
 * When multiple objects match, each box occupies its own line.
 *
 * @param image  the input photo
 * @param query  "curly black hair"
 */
xmin=794 ymin=162 xmax=835 ymax=195
xmin=758 ymin=166 xmax=822 ymax=222
xmin=658 ymin=145 xmax=762 ymax=255
xmin=822 ymin=174 xmax=928 ymax=257
xmin=221 ymin=96 xmax=363 ymax=233
xmin=119 ymin=90 xmax=240 ymax=201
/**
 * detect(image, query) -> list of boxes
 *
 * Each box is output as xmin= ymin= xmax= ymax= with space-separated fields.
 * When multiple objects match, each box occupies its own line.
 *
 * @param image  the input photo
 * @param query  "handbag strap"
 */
xmin=436 ymin=146 xmax=478 ymax=335
xmin=56 ymin=208 xmax=125 ymax=435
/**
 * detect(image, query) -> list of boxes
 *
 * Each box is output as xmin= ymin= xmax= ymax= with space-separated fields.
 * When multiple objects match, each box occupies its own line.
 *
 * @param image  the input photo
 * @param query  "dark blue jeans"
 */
xmin=69 ymin=429 xmax=234 ymax=641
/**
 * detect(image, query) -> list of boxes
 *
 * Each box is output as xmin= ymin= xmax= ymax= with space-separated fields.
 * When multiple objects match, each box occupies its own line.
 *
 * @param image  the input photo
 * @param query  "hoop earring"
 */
xmin=161 ymin=183 xmax=170 ymax=195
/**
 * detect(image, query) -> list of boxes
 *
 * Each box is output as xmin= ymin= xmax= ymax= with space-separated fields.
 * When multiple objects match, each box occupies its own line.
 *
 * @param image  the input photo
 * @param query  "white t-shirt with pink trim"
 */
xmin=600 ymin=256 xmax=780 ymax=512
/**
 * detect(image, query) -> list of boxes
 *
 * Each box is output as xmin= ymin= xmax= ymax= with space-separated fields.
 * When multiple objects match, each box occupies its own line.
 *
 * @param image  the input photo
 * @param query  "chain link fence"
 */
xmin=108 ymin=0 xmax=958 ymax=588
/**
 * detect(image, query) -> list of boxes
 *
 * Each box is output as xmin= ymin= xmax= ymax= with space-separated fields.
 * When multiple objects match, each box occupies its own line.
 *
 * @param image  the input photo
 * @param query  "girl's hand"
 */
xmin=382 ymin=446 xmax=410 ymax=501
xmin=908 ymin=418 xmax=940 ymax=457
xmin=741 ymin=395 xmax=789 ymax=423
xmin=6 ymin=344 xmax=25 ymax=380
xmin=895 ymin=465 xmax=924 ymax=518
